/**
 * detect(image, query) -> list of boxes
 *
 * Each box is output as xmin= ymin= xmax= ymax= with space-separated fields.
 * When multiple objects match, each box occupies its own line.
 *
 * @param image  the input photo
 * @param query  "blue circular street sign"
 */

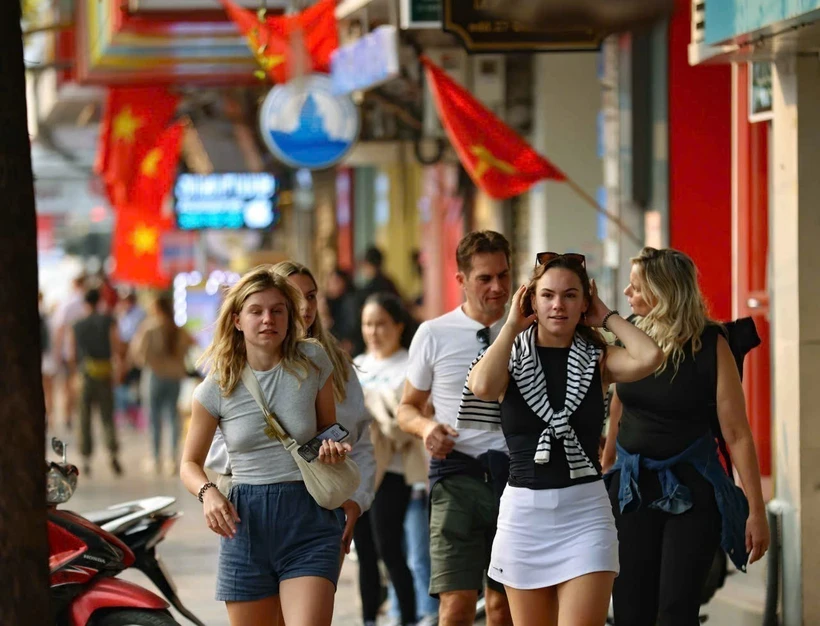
xmin=258 ymin=74 xmax=361 ymax=170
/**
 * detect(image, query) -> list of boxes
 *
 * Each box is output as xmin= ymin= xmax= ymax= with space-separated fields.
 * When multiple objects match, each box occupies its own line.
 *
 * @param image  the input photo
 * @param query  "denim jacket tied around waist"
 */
xmin=606 ymin=433 xmax=750 ymax=571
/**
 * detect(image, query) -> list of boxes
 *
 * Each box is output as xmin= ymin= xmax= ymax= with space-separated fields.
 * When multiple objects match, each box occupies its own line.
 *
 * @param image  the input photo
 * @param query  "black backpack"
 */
xmin=700 ymin=316 xmax=761 ymax=604
xmin=703 ymin=317 xmax=762 ymax=476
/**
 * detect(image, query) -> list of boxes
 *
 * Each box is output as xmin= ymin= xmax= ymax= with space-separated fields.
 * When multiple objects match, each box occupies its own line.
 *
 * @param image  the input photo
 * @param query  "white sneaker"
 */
xmin=416 ymin=615 xmax=438 ymax=626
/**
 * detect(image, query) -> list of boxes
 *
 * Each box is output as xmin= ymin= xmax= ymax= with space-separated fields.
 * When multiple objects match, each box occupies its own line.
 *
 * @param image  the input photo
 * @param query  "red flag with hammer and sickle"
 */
xmin=421 ymin=56 xmax=566 ymax=200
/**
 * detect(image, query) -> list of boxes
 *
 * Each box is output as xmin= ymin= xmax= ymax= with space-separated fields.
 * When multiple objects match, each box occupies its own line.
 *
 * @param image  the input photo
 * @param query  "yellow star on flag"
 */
xmin=113 ymin=106 xmax=143 ymax=143
xmin=140 ymin=148 xmax=163 ymax=178
xmin=249 ymin=28 xmax=286 ymax=72
xmin=130 ymin=223 xmax=159 ymax=256
xmin=470 ymin=145 xmax=517 ymax=181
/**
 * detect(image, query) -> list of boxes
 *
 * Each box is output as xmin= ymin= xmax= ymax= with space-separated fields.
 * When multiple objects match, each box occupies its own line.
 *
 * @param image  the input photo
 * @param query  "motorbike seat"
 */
xmin=83 ymin=504 xmax=142 ymax=526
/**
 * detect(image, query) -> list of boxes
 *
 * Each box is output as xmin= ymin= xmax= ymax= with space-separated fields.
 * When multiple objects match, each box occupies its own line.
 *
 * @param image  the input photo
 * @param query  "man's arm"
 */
xmin=397 ymin=381 xmax=433 ymax=438
xmin=398 ymin=381 xmax=457 ymax=459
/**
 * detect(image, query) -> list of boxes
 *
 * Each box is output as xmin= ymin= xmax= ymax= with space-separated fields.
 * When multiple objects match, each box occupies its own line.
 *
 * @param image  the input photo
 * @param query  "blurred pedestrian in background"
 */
xmin=131 ymin=294 xmax=195 ymax=476
xmin=323 ymin=266 xmax=361 ymax=355
xmin=70 ymin=287 xmax=123 ymax=476
xmin=115 ymin=291 xmax=146 ymax=430
xmin=355 ymin=292 xmax=436 ymax=626
xmin=53 ymin=274 xmax=87 ymax=429
xmin=40 ymin=291 xmax=58 ymax=428
xmin=359 ymin=246 xmax=400 ymax=302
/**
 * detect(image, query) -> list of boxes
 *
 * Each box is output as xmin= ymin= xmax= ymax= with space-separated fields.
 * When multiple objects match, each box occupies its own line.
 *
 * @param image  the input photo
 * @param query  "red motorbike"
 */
xmin=48 ymin=438 xmax=180 ymax=626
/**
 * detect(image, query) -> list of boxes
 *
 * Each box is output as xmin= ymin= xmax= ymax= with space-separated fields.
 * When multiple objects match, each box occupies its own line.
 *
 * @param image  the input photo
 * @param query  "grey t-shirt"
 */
xmin=193 ymin=340 xmax=333 ymax=485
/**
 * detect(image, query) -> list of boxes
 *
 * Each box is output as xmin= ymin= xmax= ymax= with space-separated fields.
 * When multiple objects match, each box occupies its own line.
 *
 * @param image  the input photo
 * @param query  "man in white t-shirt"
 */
xmin=398 ymin=231 xmax=513 ymax=626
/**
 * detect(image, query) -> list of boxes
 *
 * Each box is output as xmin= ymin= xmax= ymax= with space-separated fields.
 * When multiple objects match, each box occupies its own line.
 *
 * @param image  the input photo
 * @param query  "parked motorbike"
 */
xmin=83 ymin=497 xmax=205 ymax=626
xmin=48 ymin=437 xmax=181 ymax=626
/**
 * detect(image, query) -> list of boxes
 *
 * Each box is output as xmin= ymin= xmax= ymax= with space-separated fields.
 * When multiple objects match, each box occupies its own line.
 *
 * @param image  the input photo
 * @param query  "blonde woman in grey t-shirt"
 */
xmin=180 ymin=266 xmax=351 ymax=626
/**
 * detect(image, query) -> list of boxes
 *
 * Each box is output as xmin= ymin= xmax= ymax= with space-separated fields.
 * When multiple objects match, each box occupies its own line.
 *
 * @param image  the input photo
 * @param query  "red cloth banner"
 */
xmin=111 ymin=206 xmax=173 ymax=288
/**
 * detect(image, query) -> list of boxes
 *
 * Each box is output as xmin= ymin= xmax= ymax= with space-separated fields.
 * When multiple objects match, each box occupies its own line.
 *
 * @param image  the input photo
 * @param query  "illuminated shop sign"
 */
xmin=173 ymin=172 xmax=279 ymax=230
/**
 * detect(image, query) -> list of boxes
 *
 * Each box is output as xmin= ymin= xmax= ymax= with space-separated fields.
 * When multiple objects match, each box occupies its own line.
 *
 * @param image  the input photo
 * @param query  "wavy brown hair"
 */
xmin=272 ymin=261 xmax=353 ymax=403
xmin=525 ymin=257 xmax=607 ymax=351
xmin=197 ymin=265 xmax=316 ymax=396
xmin=630 ymin=247 xmax=710 ymax=374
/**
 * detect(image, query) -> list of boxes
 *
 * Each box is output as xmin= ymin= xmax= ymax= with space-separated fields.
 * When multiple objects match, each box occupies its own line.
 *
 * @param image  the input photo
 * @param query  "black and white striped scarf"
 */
xmin=457 ymin=325 xmax=601 ymax=479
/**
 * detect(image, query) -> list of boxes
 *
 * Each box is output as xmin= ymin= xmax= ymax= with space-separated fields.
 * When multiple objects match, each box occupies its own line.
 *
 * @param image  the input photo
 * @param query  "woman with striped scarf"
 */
xmin=464 ymin=253 xmax=663 ymax=626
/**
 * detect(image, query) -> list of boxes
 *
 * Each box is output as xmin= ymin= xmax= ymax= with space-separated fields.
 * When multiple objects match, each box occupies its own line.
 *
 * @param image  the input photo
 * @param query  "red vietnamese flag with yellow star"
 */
xmin=219 ymin=0 xmax=337 ymax=83
xmin=96 ymin=87 xmax=179 ymax=206
xmin=128 ymin=120 xmax=185 ymax=211
xmin=266 ymin=0 xmax=338 ymax=76
xmin=421 ymin=57 xmax=566 ymax=200
xmin=111 ymin=206 xmax=173 ymax=288
xmin=219 ymin=0 xmax=290 ymax=82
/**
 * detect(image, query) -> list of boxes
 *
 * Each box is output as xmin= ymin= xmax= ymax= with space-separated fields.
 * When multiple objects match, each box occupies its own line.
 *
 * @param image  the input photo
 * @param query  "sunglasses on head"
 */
xmin=535 ymin=252 xmax=586 ymax=269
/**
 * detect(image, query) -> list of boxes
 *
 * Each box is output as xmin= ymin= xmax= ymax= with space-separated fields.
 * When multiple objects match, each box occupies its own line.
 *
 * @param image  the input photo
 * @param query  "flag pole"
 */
xmin=562 ymin=175 xmax=643 ymax=247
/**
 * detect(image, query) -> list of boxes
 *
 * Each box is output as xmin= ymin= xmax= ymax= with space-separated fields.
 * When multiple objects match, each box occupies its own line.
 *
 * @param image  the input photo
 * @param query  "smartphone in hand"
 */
xmin=297 ymin=423 xmax=350 ymax=463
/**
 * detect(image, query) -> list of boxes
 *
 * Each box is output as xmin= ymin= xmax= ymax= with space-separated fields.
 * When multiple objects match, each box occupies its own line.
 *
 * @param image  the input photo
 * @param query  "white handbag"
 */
xmin=241 ymin=365 xmax=360 ymax=510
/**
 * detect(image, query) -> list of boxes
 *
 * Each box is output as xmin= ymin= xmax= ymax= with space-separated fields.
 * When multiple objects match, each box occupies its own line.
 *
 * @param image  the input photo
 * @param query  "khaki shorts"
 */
xmin=428 ymin=473 xmax=506 ymax=596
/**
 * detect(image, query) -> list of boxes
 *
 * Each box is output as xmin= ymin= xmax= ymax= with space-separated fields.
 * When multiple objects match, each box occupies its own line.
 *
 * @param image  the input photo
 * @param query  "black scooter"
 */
xmin=83 ymin=497 xmax=206 ymax=626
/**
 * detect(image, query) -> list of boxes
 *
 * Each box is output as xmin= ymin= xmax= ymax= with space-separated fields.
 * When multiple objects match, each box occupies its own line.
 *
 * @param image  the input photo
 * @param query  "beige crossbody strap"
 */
xmin=241 ymin=365 xmax=296 ymax=447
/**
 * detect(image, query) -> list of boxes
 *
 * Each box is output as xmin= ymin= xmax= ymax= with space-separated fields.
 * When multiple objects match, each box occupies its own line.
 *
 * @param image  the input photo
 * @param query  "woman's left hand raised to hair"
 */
xmin=318 ymin=439 xmax=353 ymax=465
xmin=584 ymin=279 xmax=613 ymax=327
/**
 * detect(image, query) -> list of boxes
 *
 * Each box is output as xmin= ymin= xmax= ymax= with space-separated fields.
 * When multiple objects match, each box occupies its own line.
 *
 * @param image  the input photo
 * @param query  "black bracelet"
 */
xmin=197 ymin=481 xmax=217 ymax=502
xmin=601 ymin=309 xmax=620 ymax=332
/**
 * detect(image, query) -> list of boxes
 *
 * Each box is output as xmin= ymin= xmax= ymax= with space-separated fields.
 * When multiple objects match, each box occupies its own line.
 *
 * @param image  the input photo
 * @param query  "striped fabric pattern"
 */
xmin=457 ymin=326 xmax=601 ymax=479
xmin=456 ymin=334 xmax=502 ymax=431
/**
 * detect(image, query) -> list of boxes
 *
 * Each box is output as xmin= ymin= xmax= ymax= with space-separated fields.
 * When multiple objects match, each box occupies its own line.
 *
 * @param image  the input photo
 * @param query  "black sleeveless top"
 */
xmin=501 ymin=346 xmax=605 ymax=490
xmin=616 ymin=324 xmax=721 ymax=460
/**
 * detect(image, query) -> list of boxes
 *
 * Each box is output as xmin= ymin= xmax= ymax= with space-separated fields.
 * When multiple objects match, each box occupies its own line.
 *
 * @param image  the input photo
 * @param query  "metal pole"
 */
xmin=563 ymin=176 xmax=642 ymax=247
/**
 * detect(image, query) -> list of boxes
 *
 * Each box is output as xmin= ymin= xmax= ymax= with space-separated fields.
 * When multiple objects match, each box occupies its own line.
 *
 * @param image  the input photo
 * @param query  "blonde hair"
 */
xmin=198 ymin=265 xmax=317 ymax=396
xmin=272 ymin=261 xmax=352 ymax=403
xmin=630 ymin=247 xmax=709 ymax=374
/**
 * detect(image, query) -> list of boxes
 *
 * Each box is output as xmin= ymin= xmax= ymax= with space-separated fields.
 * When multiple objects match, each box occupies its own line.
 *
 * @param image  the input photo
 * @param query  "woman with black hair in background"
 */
xmin=354 ymin=292 xmax=434 ymax=626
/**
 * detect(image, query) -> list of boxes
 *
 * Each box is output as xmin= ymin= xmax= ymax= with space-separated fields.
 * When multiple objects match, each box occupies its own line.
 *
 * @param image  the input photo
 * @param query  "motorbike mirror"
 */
xmin=51 ymin=437 xmax=67 ymax=464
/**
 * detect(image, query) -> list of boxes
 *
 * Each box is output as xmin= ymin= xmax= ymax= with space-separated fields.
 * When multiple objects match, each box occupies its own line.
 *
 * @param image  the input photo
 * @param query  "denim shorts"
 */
xmin=215 ymin=482 xmax=344 ymax=602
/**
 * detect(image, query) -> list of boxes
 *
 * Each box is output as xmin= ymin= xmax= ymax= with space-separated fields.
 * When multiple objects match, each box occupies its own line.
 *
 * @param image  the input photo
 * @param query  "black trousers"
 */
xmin=371 ymin=471 xmax=417 ymax=625
xmin=607 ymin=464 xmax=722 ymax=626
xmin=353 ymin=510 xmax=383 ymax=622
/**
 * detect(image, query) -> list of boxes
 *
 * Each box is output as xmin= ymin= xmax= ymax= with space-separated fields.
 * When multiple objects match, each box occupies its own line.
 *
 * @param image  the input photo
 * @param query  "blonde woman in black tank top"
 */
xmin=603 ymin=247 xmax=769 ymax=626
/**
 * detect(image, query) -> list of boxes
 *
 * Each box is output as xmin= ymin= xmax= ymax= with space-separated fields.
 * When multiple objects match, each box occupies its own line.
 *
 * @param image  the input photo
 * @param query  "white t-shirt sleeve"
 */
xmin=406 ymin=322 xmax=435 ymax=392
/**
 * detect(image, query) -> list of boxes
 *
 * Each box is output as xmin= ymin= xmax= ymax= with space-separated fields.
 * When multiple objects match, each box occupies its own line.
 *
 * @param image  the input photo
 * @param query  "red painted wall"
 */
xmin=734 ymin=63 xmax=772 ymax=476
xmin=668 ymin=0 xmax=733 ymax=321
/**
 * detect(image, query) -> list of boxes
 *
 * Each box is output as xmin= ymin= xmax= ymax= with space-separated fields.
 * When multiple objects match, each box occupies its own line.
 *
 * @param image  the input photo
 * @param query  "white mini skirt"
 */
xmin=489 ymin=481 xmax=619 ymax=590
